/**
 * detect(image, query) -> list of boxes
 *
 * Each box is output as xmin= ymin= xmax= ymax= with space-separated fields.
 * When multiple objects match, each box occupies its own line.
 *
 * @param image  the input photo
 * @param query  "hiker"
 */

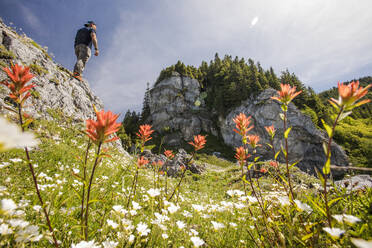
xmin=73 ymin=21 xmax=99 ymax=81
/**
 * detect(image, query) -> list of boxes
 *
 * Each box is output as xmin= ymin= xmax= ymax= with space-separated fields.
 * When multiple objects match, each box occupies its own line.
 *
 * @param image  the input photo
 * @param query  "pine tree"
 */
xmin=141 ymin=82 xmax=151 ymax=123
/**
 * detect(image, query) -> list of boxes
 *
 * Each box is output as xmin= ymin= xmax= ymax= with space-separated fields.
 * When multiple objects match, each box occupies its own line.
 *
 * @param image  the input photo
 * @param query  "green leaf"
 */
xmin=278 ymin=174 xmax=289 ymax=186
xmin=328 ymin=197 xmax=342 ymax=207
xmin=315 ymin=168 xmax=324 ymax=185
xmin=289 ymin=160 xmax=299 ymax=169
xmin=339 ymin=111 xmax=352 ymax=121
xmin=281 ymin=104 xmax=288 ymax=112
xmin=306 ymin=196 xmax=327 ymax=217
xmin=322 ymin=157 xmax=331 ymax=175
xmin=328 ymin=100 xmax=339 ymax=111
xmin=144 ymin=145 xmax=156 ymax=151
xmin=254 ymin=156 xmax=260 ymax=162
xmin=301 ymin=233 xmax=314 ymax=241
xmin=284 ymin=127 xmax=292 ymax=139
xmin=22 ymin=119 xmax=34 ymax=129
xmin=266 ymin=143 xmax=273 ymax=149
xmin=88 ymin=199 xmax=102 ymax=204
xmin=321 ymin=119 xmax=332 ymax=138
xmin=274 ymin=151 xmax=281 ymax=160
xmin=279 ymin=113 xmax=284 ymax=120
xmin=248 ymin=163 xmax=254 ymax=170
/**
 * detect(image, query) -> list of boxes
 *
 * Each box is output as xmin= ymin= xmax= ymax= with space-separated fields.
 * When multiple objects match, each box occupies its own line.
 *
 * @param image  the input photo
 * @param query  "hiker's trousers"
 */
xmin=73 ymin=44 xmax=91 ymax=75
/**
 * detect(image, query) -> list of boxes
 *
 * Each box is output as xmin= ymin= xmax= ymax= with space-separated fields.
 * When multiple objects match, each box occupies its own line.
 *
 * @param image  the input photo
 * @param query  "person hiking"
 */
xmin=73 ymin=21 xmax=99 ymax=81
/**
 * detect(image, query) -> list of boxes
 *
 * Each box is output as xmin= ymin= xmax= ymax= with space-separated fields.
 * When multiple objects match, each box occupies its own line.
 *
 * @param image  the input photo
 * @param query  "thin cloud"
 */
xmin=251 ymin=16 xmax=259 ymax=27
xmin=18 ymin=4 xmax=43 ymax=33
xmin=89 ymin=0 xmax=372 ymax=114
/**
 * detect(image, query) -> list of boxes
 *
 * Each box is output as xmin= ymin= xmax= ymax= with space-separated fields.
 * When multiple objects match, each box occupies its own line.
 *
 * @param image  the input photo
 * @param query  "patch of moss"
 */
xmin=0 ymin=59 xmax=8 ymax=68
xmin=30 ymin=89 xmax=40 ymax=99
xmin=29 ymin=63 xmax=48 ymax=76
xmin=0 ymin=44 xmax=15 ymax=59
xmin=29 ymin=40 xmax=52 ymax=60
xmin=50 ymin=77 xmax=60 ymax=85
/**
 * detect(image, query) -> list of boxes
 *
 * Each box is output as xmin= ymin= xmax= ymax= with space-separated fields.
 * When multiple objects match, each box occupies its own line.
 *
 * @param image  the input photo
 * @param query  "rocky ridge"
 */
xmin=148 ymin=74 xmax=349 ymax=173
xmin=0 ymin=20 xmax=103 ymax=121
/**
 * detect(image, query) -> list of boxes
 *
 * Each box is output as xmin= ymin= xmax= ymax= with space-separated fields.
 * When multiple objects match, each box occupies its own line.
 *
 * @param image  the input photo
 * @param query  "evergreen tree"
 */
xmin=141 ymin=82 xmax=151 ymax=123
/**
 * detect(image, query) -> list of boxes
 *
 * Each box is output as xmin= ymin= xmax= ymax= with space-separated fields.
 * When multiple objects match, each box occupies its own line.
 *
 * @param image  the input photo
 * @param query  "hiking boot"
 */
xmin=73 ymin=72 xmax=83 ymax=81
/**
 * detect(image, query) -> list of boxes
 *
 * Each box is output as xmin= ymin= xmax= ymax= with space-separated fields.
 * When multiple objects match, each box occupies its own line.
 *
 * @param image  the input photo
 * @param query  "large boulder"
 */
xmin=148 ymin=72 xmax=217 ymax=145
xmin=220 ymin=88 xmax=349 ymax=173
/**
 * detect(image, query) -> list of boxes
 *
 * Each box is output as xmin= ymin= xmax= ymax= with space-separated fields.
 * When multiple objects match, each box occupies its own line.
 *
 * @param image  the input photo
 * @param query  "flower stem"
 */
xmin=80 ymin=139 xmax=91 ymax=236
xmin=18 ymin=106 xmax=59 ymax=247
xmin=283 ymin=109 xmax=294 ymax=200
xmin=323 ymin=107 xmax=343 ymax=227
xmin=84 ymin=142 xmax=102 ymax=240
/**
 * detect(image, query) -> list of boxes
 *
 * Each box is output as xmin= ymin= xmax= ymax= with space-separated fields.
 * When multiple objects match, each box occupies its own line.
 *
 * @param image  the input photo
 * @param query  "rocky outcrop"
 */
xmin=335 ymin=175 xmax=372 ymax=191
xmin=0 ymin=21 xmax=128 ymax=155
xmin=0 ymin=20 xmax=103 ymax=121
xmin=220 ymin=88 xmax=349 ymax=173
xmin=140 ymin=149 xmax=204 ymax=177
xmin=148 ymin=72 xmax=217 ymax=146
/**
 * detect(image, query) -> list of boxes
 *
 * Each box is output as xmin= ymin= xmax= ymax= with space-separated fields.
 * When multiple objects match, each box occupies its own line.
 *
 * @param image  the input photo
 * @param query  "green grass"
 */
xmin=0 ymin=44 xmax=15 ymax=59
xmin=0 ymin=111 xmax=371 ymax=247
xmin=29 ymin=63 xmax=49 ymax=76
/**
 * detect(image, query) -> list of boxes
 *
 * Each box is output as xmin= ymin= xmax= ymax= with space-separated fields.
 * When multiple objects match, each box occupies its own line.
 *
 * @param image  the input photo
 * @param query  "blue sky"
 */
xmin=1 ymin=0 xmax=371 ymax=115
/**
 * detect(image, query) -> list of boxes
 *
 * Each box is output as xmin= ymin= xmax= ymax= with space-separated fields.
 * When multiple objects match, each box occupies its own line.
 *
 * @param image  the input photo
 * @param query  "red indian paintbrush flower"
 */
xmin=233 ymin=113 xmax=254 ymax=136
xmin=269 ymin=161 xmax=278 ymax=168
xmin=330 ymin=81 xmax=371 ymax=110
xmin=164 ymin=150 xmax=175 ymax=159
xmin=235 ymin=146 xmax=249 ymax=163
xmin=264 ymin=125 xmax=276 ymax=138
xmin=247 ymin=135 xmax=261 ymax=149
xmin=271 ymin=83 xmax=302 ymax=105
xmin=136 ymin=124 xmax=154 ymax=144
xmin=1 ymin=64 xmax=36 ymax=105
xmin=137 ymin=156 xmax=149 ymax=168
xmin=188 ymin=134 xmax=207 ymax=151
xmin=85 ymin=109 xmax=121 ymax=144
xmin=260 ymin=168 xmax=267 ymax=173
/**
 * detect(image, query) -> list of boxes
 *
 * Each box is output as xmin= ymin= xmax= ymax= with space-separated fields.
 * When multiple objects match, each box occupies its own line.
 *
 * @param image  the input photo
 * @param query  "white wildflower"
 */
xmin=211 ymin=221 xmax=225 ymax=230
xmin=147 ymin=188 xmax=161 ymax=197
xmin=0 ymin=116 xmax=39 ymax=151
xmin=190 ymin=236 xmax=205 ymax=247
xmin=189 ymin=229 xmax=199 ymax=236
xmin=176 ymin=220 xmax=186 ymax=229
xmin=102 ymin=240 xmax=118 ymax=248
xmin=107 ymin=219 xmax=119 ymax=229
xmin=1 ymin=199 xmax=17 ymax=213
xmin=192 ymin=204 xmax=205 ymax=212
xmin=343 ymin=214 xmax=361 ymax=224
xmin=294 ymin=200 xmax=312 ymax=213
xmin=277 ymin=196 xmax=290 ymax=206
xmin=137 ymin=222 xmax=150 ymax=236
xmin=332 ymin=214 xmax=344 ymax=223
xmin=9 ymin=158 xmax=23 ymax=163
xmin=168 ymin=203 xmax=180 ymax=214
xmin=72 ymin=240 xmax=101 ymax=248
xmin=351 ymin=238 xmax=372 ymax=248
xmin=0 ymin=223 xmax=12 ymax=235
xmin=162 ymin=233 xmax=169 ymax=239
xmin=128 ymin=234 xmax=135 ymax=243
xmin=0 ymin=162 xmax=10 ymax=169
xmin=132 ymin=201 xmax=141 ymax=210
xmin=33 ymin=205 xmax=42 ymax=212
xmin=9 ymin=219 xmax=29 ymax=228
xmin=72 ymin=168 xmax=80 ymax=174
xmin=183 ymin=210 xmax=193 ymax=218
xmin=247 ymin=196 xmax=258 ymax=204
xmin=323 ymin=227 xmax=345 ymax=239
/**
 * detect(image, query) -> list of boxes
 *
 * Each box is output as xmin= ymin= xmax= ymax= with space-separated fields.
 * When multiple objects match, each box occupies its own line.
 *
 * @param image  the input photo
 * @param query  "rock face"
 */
xmin=219 ymin=88 xmax=349 ymax=173
xmin=0 ymin=21 xmax=128 ymax=155
xmin=0 ymin=20 xmax=103 ymax=121
xmin=148 ymin=72 xmax=217 ymax=146
xmin=335 ymin=175 xmax=372 ymax=191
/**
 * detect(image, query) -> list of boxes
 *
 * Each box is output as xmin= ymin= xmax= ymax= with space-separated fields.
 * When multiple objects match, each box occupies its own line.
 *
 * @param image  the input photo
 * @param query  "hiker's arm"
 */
xmin=91 ymin=32 xmax=99 ymax=56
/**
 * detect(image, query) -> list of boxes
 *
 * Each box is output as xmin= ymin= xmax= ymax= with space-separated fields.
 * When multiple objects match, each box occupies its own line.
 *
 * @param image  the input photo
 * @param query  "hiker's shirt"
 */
xmin=74 ymin=27 xmax=96 ymax=49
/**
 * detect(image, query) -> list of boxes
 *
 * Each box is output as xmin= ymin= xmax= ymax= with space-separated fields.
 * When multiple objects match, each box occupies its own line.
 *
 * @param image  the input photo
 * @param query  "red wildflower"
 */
xmin=233 ymin=113 xmax=254 ymax=137
xmin=330 ymin=81 xmax=372 ymax=110
xmin=136 ymin=124 xmax=154 ymax=144
xmin=137 ymin=156 xmax=149 ymax=168
xmin=264 ymin=125 xmax=276 ymax=138
xmin=1 ymin=64 xmax=36 ymax=105
xmin=260 ymin=168 xmax=267 ymax=173
xmin=164 ymin=150 xmax=175 ymax=159
xmin=247 ymin=135 xmax=261 ymax=149
xmin=180 ymin=164 xmax=186 ymax=171
xmin=271 ymin=83 xmax=302 ymax=105
xmin=85 ymin=109 xmax=121 ymax=145
xmin=234 ymin=146 xmax=247 ymax=162
xmin=269 ymin=161 xmax=278 ymax=168
xmin=152 ymin=160 xmax=164 ymax=168
xmin=188 ymin=134 xmax=207 ymax=151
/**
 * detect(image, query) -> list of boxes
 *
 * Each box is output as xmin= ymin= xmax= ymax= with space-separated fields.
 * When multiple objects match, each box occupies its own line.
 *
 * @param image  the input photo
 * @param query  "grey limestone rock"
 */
xmin=148 ymin=72 xmax=217 ymax=144
xmin=220 ymin=88 xmax=349 ymax=173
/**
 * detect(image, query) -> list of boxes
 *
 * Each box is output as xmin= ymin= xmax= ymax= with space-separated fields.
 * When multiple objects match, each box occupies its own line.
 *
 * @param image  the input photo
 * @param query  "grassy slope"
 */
xmin=0 ymin=114 xmax=371 ymax=247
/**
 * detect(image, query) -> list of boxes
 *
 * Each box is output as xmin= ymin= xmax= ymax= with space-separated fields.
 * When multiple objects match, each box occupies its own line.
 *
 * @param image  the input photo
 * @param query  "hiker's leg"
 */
xmin=73 ymin=45 xmax=91 ymax=75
